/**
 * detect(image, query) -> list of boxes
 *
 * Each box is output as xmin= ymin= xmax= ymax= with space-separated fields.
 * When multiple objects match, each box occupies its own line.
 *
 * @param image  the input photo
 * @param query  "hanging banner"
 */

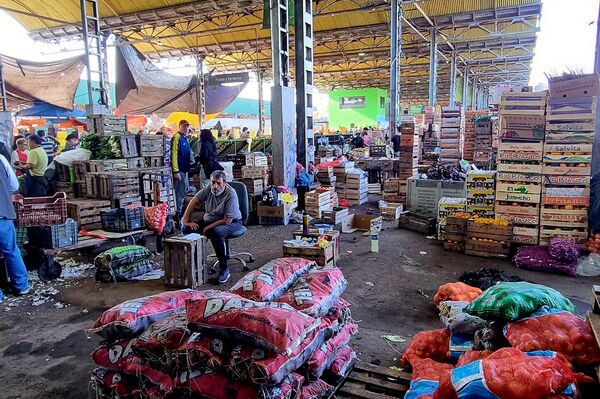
xmin=207 ymin=72 xmax=250 ymax=86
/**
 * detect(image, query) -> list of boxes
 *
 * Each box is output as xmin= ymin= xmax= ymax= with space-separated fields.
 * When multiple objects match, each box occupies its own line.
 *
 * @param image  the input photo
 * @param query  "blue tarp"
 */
xmin=16 ymin=102 xmax=86 ymax=118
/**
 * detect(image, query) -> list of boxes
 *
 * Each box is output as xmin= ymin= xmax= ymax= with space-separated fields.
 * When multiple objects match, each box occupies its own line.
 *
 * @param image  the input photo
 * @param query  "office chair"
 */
xmin=208 ymin=181 xmax=255 ymax=273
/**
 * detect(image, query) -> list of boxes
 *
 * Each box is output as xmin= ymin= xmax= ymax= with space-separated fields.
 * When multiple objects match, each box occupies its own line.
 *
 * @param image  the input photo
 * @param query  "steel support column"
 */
xmin=462 ymin=65 xmax=469 ymax=111
xmin=472 ymin=76 xmax=478 ymax=110
xmin=449 ymin=51 xmax=457 ymax=107
xmin=428 ymin=27 xmax=438 ymax=106
xmin=593 ymin=1 xmax=600 ymax=175
xmin=295 ymin=0 xmax=314 ymax=166
xmin=257 ymin=70 xmax=265 ymax=135
xmin=195 ymin=55 xmax=205 ymax=127
xmin=80 ymin=0 xmax=110 ymax=115
xmin=270 ymin=0 xmax=296 ymax=188
xmin=389 ymin=0 xmax=403 ymax=135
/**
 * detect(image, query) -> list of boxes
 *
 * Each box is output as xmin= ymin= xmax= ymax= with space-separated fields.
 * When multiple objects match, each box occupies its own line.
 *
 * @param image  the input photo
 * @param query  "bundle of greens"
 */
xmin=81 ymin=134 xmax=122 ymax=159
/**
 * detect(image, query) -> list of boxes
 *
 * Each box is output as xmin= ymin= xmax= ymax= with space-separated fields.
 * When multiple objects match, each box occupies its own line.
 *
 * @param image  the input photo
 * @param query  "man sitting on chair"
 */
xmin=181 ymin=170 xmax=241 ymax=284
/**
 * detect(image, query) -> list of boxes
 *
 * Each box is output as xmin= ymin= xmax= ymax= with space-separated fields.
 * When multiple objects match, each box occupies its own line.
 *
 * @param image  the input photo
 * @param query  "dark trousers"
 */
xmin=25 ymin=173 xmax=48 ymax=197
xmin=186 ymin=219 xmax=242 ymax=272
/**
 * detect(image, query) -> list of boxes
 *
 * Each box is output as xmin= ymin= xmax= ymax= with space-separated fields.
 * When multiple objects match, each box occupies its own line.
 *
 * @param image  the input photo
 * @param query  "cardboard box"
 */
xmin=548 ymin=74 xmax=600 ymax=99
xmin=341 ymin=214 xmax=383 ymax=233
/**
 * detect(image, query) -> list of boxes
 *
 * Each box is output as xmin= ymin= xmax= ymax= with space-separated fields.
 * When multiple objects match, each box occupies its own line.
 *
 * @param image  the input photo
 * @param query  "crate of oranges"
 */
xmin=465 ymin=217 xmax=513 ymax=259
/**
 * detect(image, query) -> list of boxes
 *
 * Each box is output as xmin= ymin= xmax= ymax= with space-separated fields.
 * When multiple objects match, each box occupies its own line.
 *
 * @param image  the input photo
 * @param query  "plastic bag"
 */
xmin=401 ymin=329 xmax=451 ymax=368
xmin=186 ymin=290 xmax=319 ymax=355
xmin=94 ymin=245 xmax=152 ymax=270
xmin=433 ymin=283 xmax=482 ymax=307
xmin=91 ymin=289 xmax=206 ymax=341
xmin=547 ymin=237 xmax=580 ymax=262
xmin=464 ymin=282 xmax=575 ymax=321
xmin=229 ymin=257 xmax=315 ymax=301
xmin=513 ymin=245 xmax=577 ymax=276
xmin=433 ymin=348 xmax=585 ymax=399
xmin=576 ymin=253 xmax=600 ymax=276
xmin=438 ymin=301 xmax=490 ymax=335
xmin=504 ymin=306 xmax=600 ymax=366
xmin=459 ymin=268 xmax=522 ymax=291
xmin=275 ymin=267 xmax=347 ymax=317
xmin=95 ymin=259 xmax=158 ymax=283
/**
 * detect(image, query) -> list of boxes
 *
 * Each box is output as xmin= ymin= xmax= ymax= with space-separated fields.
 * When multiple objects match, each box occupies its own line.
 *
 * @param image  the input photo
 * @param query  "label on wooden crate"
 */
xmin=496 ymin=182 xmax=541 ymax=194
xmin=543 ymin=154 xmax=592 ymax=163
xmin=497 ymin=151 xmax=542 ymax=161
xmin=496 ymin=172 xmax=542 ymax=183
xmin=495 ymin=203 xmax=540 ymax=216
xmin=544 ymin=143 xmax=593 ymax=154
xmin=497 ymin=162 xmax=543 ymax=174
xmin=544 ymin=131 xmax=595 ymax=143
xmin=542 ymin=164 xmax=591 ymax=176
xmin=497 ymin=213 xmax=540 ymax=225
xmin=513 ymin=226 xmax=539 ymax=236
xmin=541 ymin=212 xmax=588 ymax=226
xmin=543 ymin=175 xmax=590 ymax=186
xmin=496 ymin=191 xmax=541 ymax=204
xmin=542 ymin=196 xmax=590 ymax=206
xmin=512 ymin=234 xmax=539 ymax=245
xmin=543 ymin=186 xmax=590 ymax=197
xmin=498 ymin=141 xmax=544 ymax=152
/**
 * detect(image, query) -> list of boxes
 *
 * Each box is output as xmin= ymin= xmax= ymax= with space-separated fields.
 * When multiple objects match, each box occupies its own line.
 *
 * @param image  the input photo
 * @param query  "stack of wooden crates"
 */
xmin=495 ymin=91 xmax=548 ymax=245
xmin=397 ymin=120 xmax=420 ymax=204
xmin=463 ymin=110 xmax=488 ymax=162
xmin=440 ymin=106 xmax=464 ymax=164
xmin=541 ymin=74 xmax=598 ymax=247
xmin=467 ymin=171 xmax=496 ymax=218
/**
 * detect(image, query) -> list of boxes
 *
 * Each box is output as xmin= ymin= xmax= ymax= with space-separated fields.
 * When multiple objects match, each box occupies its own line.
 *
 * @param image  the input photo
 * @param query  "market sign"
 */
xmin=409 ymin=105 xmax=424 ymax=115
xmin=207 ymin=72 xmax=249 ymax=85
xmin=339 ymin=96 xmax=365 ymax=109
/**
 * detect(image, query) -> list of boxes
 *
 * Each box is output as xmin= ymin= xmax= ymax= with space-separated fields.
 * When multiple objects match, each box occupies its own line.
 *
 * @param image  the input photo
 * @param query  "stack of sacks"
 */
xmin=513 ymin=237 xmax=581 ymax=276
xmin=401 ymin=281 xmax=598 ymax=398
xmin=94 ymin=245 xmax=158 ymax=283
xmin=88 ymin=257 xmax=358 ymax=399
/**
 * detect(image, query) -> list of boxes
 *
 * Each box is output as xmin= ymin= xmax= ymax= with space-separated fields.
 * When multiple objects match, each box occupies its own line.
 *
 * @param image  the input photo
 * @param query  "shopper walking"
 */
xmin=20 ymin=134 xmax=48 ymax=197
xmin=37 ymin=130 xmax=58 ymax=163
xmin=199 ymin=129 xmax=223 ymax=180
xmin=171 ymin=120 xmax=194 ymax=218
xmin=0 ymin=154 xmax=31 ymax=302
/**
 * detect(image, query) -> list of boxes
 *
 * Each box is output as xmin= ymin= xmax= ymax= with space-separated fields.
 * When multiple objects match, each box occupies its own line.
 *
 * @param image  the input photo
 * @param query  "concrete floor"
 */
xmin=1 ymin=204 xmax=600 ymax=398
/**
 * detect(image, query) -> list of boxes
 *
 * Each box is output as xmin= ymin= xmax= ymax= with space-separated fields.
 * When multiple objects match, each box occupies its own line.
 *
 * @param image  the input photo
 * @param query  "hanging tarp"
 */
xmin=16 ymin=101 xmax=86 ymax=118
xmin=115 ymin=45 xmax=247 ymax=117
xmin=1 ymin=53 xmax=85 ymax=111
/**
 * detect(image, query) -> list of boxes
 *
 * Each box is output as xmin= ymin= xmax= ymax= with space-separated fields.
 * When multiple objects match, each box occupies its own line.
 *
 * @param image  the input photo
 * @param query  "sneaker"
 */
xmin=16 ymin=284 xmax=31 ymax=296
xmin=217 ymin=269 xmax=231 ymax=284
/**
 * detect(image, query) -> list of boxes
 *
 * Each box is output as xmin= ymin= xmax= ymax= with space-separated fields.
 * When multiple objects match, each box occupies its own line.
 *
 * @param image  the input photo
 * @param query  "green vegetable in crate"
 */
xmin=81 ymin=133 xmax=102 ymax=158
xmin=464 ymin=282 xmax=575 ymax=321
xmin=94 ymin=245 xmax=152 ymax=270
xmin=108 ymin=136 xmax=122 ymax=158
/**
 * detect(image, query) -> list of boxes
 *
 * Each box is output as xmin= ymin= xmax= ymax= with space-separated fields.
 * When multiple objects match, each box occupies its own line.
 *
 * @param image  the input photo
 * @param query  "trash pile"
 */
xmin=403 ymin=281 xmax=600 ymax=398
xmin=94 ymin=245 xmax=159 ymax=283
xmin=89 ymin=258 xmax=357 ymax=398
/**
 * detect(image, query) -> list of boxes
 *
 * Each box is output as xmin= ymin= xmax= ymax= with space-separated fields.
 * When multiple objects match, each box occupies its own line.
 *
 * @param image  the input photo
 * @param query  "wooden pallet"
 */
xmin=332 ymin=361 xmax=411 ymax=399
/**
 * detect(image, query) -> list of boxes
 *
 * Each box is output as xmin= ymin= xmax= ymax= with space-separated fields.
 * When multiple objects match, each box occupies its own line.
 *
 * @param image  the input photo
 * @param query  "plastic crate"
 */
xmin=27 ymin=219 xmax=78 ymax=249
xmin=12 ymin=192 xmax=67 ymax=227
xmin=15 ymin=226 xmax=28 ymax=256
xmin=100 ymin=207 xmax=145 ymax=232
xmin=407 ymin=177 xmax=466 ymax=218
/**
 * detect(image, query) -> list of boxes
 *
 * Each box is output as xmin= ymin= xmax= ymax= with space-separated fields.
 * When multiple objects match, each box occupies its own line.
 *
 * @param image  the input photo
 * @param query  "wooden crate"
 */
xmin=127 ymin=157 xmax=145 ymax=169
xmin=292 ymin=229 xmax=341 ymax=262
xmin=88 ymin=159 xmax=129 ymax=173
xmin=55 ymin=182 xmax=75 ymax=199
xmin=321 ymin=207 xmax=350 ymax=225
xmin=333 ymin=361 xmax=410 ymax=399
xmin=164 ymin=234 xmax=206 ymax=289
xmin=90 ymin=115 xmax=127 ymax=135
xmin=467 ymin=220 xmax=512 ymax=241
xmin=120 ymin=135 xmax=139 ymax=158
xmin=397 ymin=212 xmax=436 ymax=235
xmin=86 ymin=171 xmax=139 ymax=200
xmin=67 ymin=199 xmax=111 ymax=230
xmin=145 ymin=156 xmax=165 ymax=168
xmin=139 ymin=134 xmax=165 ymax=157
xmin=113 ymin=196 xmax=142 ymax=209
xmin=71 ymin=161 xmax=88 ymax=183
xmin=282 ymin=241 xmax=335 ymax=266
xmin=465 ymin=240 xmax=511 ymax=258
xmin=55 ymin=162 xmax=71 ymax=182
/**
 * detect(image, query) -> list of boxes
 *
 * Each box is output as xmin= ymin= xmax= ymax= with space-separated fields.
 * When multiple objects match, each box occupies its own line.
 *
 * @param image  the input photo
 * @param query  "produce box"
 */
xmin=548 ymin=73 xmax=600 ymax=99
xmin=89 ymin=115 xmax=127 ymax=135
xmin=497 ymin=151 xmax=543 ymax=162
xmin=164 ymin=233 xmax=206 ymax=289
xmin=119 ymin=134 xmax=139 ymax=158
xmin=67 ymin=199 xmax=112 ymax=230
xmin=497 ymin=213 xmax=540 ymax=226
xmin=27 ymin=219 xmax=78 ymax=249
xmin=545 ymin=121 xmax=595 ymax=132
xmin=500 ymin=114 xmax=546 ymax=141
xmin=465 ymin=219 xmax=512 ymax=258
xmin=539 ymin=226 xmax=588 ymax=245
xmin=496 ymin=162 xmax=543 ymax=174
xmin=242 ymin=178 xmax=264 ymax=195
xmin=321 ymin=207 xmax=349 ymax=225
xmin=495 ymin=203 xmax=540 ymax=217
xmin=495 ymin=191 xmax=541 ymax=204
xmin=397 ymin=212 xmax=437 ymax=235
xmin=291 ymin=229 xmax=340 ymax=262
xmin=241 ymin=165 xmax=268 ymax=179
xmin=542 ymin=175 xmax=591 ymax=186
xmin=541 ymin=206 xmax=588 ymax=227
xmin=257 ymin=202 xmax=295 ymax=219
xmin=87 ymin=159 xmax=129 ymax=173
xmin=496 ymin=172 xmax=542 ymax=183
xmin=12 ymin=192 xmax=67 ymax=228
xmin=380 ymin=204 xmax=403 ymax=221
xmin=139 ymin=134 xmax=165 ymax=157
xmin=86 ymin=171 xmax=140 ymax=201
xmin=283 ymin=240 xmax=335 ymax=266
xmin=542 ymin=164 xmax=592 ymax=176
xmin=407 ymin=177 xmax=466 ymax=218
xmin=341 ymin=214 xmax=382 ymax=233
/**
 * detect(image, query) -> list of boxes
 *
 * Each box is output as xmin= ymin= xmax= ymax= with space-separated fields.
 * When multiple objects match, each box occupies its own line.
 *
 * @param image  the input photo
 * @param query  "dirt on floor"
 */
xmin=1 ymin=205 xmax=600 ymax=398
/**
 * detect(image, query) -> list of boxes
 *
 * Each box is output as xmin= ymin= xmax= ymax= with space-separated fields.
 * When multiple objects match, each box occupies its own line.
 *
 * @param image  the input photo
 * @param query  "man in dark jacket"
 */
xmin=391 ymin=127 xmax=401 ymax=157
xmin=171 ymin=120 xmax=194 ymax=217
xmin=0 ymin=154 xmax=31 ymax=301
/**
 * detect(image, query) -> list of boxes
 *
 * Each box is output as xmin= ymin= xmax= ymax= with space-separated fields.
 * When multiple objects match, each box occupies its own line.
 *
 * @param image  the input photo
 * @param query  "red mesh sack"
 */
xmin=275 ymin=267 xmax=347 ymax=317
xmin=91 ymin=289 xmax=206 ymax=341
xmin=401 ymin=329 xmax=451 ymax=368
xmin=176 ymin=369 xmax=298 ymax=399
xmin=132 ymin=312 xmax=190 ymax=365
xmin=306 ymin=322 xmax=358 ymax=380
xmin=300 ymin=379 xmax=334 ymax=399
xmin=144 ymin=202 xmax=168 ymax=235
xmin=228 ymin=317 xmax=334 ymax=385
xmin=123 ymin=356 xmax=174 ymax=393
xmin=92 ymin=338 xmax=136 ymax=370
xmin=186 ymin=290 xmax=319 ymax=355
xmin=175 ymin=331 xmax=228 ymax=371
xmin=433 ymin=282 xmax=482 ymax=307
xmin=91 ymin=368 xmax=137 ymax=397
xmin=328 ymin=345 xmax=356 ymax=379
xmin=229 ymin=257 xmax=315 ymax=301
xmin=455 ymin=350 xmax=494 ymax=367
xmin=411 ymin=358 xmax=454 ymax=381
xmin=504 ymin=307 xmax=600 ymax=366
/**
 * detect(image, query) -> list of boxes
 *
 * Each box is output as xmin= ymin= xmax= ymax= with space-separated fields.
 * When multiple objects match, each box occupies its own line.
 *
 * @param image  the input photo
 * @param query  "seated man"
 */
xmin=181 ymin=170 xmax=242 ymax=284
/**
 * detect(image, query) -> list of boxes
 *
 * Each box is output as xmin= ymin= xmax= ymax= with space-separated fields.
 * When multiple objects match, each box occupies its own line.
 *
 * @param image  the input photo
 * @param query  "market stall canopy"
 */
xmin=1 ymin=53 xmax=85 ymax=110
xmin=16 ymin=101 xmax=86 ymax=118
xmin=115 ymin=45 xmax=247 ymax=117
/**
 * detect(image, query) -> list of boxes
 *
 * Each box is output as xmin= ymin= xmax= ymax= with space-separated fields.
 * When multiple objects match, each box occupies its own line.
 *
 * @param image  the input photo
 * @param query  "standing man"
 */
xmin=181 ymin=170 xmax=242 ymax=284
xmin=0 ymin=153 xmax=31 ymax=302
xmin=37 ymin=130 xmax=58 ymax=163
xmin=171 ymin=120 xmax=194 ymax=220
xmin=63 ymin=133 xmax=80 ymax=152
xmin=391 ymin=127 xmax=401 ymax=158
xmin=19 ymin=134 xmax=48 ymax=197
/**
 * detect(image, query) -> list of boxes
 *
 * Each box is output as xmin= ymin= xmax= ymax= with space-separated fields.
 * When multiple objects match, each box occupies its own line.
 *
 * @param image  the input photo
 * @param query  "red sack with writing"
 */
xmin=401 ymin=329 xmax=451 ymax=368
xmin=175 ymin=331 xmax=229 ymax=371
xmin=122 ymin=356 xmax=174 ymax=393
xmin=229 ymin=257 xmax=315 ymax=301
xmin=91 ymin=289 xmax=206 ymax=341
xmin=276 ymin=267 xmax=347 ymax=317
xmin=92 ymin=338 xmax=136 ymax=370
xmin=91 ymin=367 xmax=137 ymax=397
xmin=132 ymin=312 xmax=190 ymax=366
xmin=186 ymin=290 xmax=319 ymax=355
xmin=300 ymin=379 xmax=334 ymax=399
xmin=327 ymin=345 xmax=356 ymax=380
xmin=306 ymin=322 xmax=358 ymax=380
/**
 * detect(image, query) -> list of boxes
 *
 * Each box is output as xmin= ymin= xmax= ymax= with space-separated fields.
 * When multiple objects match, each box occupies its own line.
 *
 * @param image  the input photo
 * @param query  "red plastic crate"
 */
xmin=12 ymin=192 xmax=67 ymax=227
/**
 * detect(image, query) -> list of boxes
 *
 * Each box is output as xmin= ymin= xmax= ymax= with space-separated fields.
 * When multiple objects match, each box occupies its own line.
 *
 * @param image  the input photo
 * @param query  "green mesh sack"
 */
xmin=94 ymin=245 xmax=152 ymax=269
xmin=464 ymin=282 xmax=575 ymax=321
xmin=95 ymin=259 xmax=158 ymax=283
